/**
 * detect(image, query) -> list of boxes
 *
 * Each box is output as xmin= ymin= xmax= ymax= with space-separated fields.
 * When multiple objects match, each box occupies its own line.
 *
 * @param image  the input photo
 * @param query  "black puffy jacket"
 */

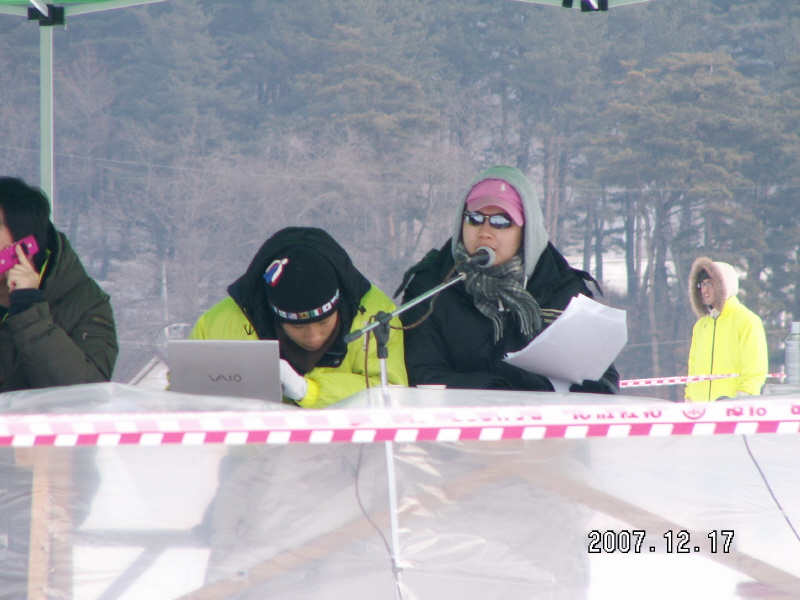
xmin=398 ymin=240 xmax=619 ymax=393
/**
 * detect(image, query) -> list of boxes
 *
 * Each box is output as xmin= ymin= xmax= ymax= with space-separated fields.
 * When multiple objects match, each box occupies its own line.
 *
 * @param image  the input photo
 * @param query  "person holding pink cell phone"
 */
xmin=0 ymin=177 xmax=119 ymax=598
xmin=0 ymin=177 xmax=118 ymax=392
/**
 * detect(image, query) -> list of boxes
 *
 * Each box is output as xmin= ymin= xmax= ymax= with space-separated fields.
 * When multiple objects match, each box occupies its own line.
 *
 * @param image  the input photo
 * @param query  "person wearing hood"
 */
xmin=0 ymin=177 xmax=117 ymax=599
xmin=0 ymin=177 xmax=118 ymax=391
xmin=685 ymin=257 xmax=768 ymax=402
xmin=189 ymin=226 xmax=407 ymax=408
xmin=397 ymin=165 xmax=619 ymax=393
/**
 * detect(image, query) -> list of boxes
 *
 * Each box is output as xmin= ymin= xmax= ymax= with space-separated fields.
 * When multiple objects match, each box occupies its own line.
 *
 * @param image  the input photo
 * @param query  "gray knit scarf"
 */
xmin=453 ymin=242 xmax=543 ymax=343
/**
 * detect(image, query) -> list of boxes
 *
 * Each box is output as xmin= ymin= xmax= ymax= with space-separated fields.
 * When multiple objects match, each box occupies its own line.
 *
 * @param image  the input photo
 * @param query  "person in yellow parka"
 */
xmin=685 ymin=257 xmax=768 ymax=402
xmin=189 ymin=226 xmax=407 ymax=408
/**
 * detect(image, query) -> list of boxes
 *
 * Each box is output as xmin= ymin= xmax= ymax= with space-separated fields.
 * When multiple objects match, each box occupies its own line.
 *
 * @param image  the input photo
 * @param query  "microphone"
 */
xmin=469 ymin=246 xmax=496 ymax=268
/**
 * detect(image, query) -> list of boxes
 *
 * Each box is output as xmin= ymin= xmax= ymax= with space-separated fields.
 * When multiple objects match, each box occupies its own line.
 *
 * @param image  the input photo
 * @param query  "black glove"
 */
xmin=491 ymin=362 xmax=554 ymax=392
xmin=569 ymin=378 xmax=614 ymax=395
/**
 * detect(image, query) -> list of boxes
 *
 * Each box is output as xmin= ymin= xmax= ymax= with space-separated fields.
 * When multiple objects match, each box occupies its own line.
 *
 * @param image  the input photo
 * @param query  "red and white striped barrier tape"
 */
xmin=2 ymin=397 xmax=800 ymax=447
xmin=620 ymin=373 xmax=787 ymax=388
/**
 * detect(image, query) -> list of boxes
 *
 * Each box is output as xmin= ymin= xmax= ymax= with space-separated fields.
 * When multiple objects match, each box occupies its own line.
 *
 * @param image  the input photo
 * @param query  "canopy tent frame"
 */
xmin=0 ymin=0 xmax=167 ymax=221
xmin=514 ymin=0 xmax=650 ymax=9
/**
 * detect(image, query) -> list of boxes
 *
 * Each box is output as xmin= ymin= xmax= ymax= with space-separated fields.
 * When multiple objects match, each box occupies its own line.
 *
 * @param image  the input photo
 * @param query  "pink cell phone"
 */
xmin=0 ymin=235 xmax=39 ymax=274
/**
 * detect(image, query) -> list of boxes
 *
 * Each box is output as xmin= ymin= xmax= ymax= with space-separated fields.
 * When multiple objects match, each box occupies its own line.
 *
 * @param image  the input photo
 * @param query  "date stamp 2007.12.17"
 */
xmin=588 ymin=530 xmax=734 ymax=554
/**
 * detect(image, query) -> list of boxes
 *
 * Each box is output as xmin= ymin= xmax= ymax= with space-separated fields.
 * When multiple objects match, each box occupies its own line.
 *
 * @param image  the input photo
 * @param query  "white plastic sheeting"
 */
xmin=0 ymin=383 xmax=799 ymax=600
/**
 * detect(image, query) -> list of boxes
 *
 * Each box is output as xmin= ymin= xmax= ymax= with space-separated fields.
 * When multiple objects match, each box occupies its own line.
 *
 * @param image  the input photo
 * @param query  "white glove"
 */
xmin=280 ymin=359 xmax=308 ymax=401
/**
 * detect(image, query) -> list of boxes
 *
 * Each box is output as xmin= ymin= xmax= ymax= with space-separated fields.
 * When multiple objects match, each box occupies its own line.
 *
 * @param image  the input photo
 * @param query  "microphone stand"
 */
xmin=345 ymin=271 xmax=467 ymax=597
xmin=343 ymin=271 xmax=467 ymax=402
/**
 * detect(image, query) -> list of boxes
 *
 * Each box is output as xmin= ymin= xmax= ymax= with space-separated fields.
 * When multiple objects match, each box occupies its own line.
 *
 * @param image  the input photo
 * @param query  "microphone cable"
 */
xmin=361 ymin=251 xmax=483 ymax=389
xmin=395 ymin=261 xmax=460 ymax=331
xmin=353 ymin=443 xmax=406 ymax=600
xmin=392 ymin=246 xmax=495 ymax=332
xmin=742 ymin=435 xmax=800 ymax=545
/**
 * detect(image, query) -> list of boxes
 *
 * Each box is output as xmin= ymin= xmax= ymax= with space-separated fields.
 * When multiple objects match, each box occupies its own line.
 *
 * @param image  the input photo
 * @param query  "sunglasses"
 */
xmin=463 ymin=211 xmax=514 ymax=230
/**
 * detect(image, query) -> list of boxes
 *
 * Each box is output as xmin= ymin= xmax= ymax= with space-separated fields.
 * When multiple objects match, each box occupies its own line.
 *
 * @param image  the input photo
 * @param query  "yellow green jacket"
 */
xmin=685 ymin=258 xmax=767 ymax=401
xmin=190 ymin=284 xmax=407 ymax=408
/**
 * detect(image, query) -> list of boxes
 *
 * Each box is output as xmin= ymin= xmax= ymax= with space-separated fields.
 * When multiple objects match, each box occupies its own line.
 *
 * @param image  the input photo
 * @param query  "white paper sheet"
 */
xmin=503 ymin=294 xmax=627 ymax=385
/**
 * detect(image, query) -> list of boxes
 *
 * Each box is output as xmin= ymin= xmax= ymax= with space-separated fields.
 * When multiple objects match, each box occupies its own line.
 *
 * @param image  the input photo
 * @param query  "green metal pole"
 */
xmin=0 ymin=0 xmax=168 ymax=225
xmin=40 ymin=24 xmax=54 ymax=219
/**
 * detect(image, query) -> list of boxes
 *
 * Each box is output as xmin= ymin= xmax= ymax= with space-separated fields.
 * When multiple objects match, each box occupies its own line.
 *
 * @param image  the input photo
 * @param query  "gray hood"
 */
xmin=450 ymin=165 xmax=549 ymax=281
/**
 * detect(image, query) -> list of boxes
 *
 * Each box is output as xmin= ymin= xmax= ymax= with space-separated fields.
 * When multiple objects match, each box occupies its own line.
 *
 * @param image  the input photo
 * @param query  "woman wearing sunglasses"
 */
xmin=398 ymin=165 xmax=619 ymax=394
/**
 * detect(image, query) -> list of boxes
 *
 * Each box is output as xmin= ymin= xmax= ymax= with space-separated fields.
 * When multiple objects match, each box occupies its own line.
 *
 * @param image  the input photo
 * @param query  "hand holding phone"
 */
xmin=0 ymin=235 xmax=39 ymax=275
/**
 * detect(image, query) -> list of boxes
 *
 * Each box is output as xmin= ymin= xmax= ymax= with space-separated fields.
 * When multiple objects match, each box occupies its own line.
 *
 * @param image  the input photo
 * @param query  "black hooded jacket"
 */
xmin=226 ymin=227 xmax=371 ymax=369
xmin=398 ymin=240 xmax=619 ymax=393
xmin=190 ymin=227 xmax=407 ymax=408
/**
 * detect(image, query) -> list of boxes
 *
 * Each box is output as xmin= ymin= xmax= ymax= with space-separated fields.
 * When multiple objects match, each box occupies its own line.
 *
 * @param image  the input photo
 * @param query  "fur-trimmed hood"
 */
xmin=689 ymin=257 xmax=739 ymax=318
xmin=450 ymin=165 xmax=549 ymax=282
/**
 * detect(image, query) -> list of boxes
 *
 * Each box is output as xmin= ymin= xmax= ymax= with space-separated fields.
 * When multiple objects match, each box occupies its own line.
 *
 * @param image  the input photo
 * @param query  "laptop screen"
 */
xmin=167 ymin=340 xmax=282 ymax=403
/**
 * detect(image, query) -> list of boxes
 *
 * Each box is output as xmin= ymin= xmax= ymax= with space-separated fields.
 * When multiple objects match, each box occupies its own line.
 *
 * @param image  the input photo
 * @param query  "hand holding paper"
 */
xmin=503 ymin=294 xmax=627 ymax=386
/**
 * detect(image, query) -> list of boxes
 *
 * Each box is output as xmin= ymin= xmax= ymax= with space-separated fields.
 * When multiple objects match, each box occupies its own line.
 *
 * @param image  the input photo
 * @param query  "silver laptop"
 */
xmin=168 ymin=340 xmax=282 ymax=403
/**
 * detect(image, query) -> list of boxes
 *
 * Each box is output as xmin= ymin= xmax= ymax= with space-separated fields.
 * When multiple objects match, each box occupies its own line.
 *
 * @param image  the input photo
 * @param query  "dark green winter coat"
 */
xmin=0 ymin=226 xmax=117 ymax=391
